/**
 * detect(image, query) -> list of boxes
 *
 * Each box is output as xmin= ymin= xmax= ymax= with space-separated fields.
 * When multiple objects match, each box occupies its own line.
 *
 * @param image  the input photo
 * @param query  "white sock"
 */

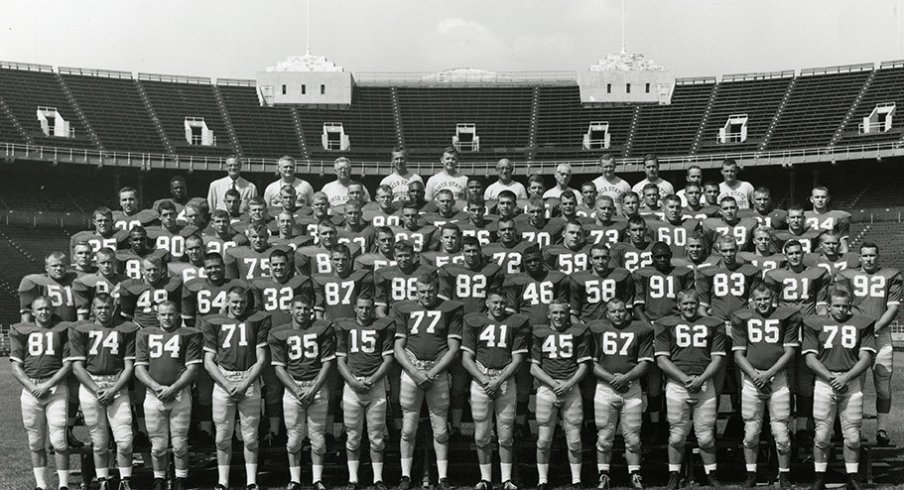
xmin=96 ymin=467 xmax=110 ymax=480
xmin=401 ymin=458 xmax=413 ymax=477
xmin=479 ymin=463 xmax=492 ymax=481
xmin=437 ymin=460 xmax=448 ymax=479
xmin=500 ymin=463 xmax=512 ymax=482
xmin=597 ymin=463 xmax=610 ymax=473
xmin=846 ymin=462 xmax=859 ymax=474
xmin=668 ymin=464 xmax=681 ymax=473
xmin=119 ymin=466 xmax=132 ymax=479
xmin=154 ymin=471 xmax=166 ymax=479
xmin=814 ymin=462 xmax=828 ymax=473
xmin=537 ymin=463 xmax=549 ymax=483
xmin=373 ymin=462 xmax=384 ymax=482
xmin=57 ymin=469 xmax=69 ymax=488
xmin=175 ymin=469 xmax=189 ymax=478
xmin=289 ymin=466 xmax=302 ymax=483
xmin=779 ymin=467 xmax=790 ymax=473
xmin=570 ymin=463 xmax=582 ymax=483
xmin=313 ymin=464 xmax=324 ymax=483
xmin=746 ymin=464 xmax=756 ymax=472
xmin=217 ymin=465 xmax=230 ymax=486
xmin=347 ymin=460 xmax=360 ymax=482
xmin=33 ymin=467 xmax=47 ymax=489
xmin=704 ymin=463 xmax=717 ymax=474
xmin=246 ymin=463 xmax=258 ymax=485
xmin=628 ymin=465 xmax=641 ymax=474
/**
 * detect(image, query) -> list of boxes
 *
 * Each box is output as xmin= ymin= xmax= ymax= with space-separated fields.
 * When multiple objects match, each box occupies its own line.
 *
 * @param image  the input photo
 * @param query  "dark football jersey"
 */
xmin=115 ymin=248 xmax=170 ymax=280
xmin=391 ymin=225 xmax=439 ymax=253
xmin=67 ymin=320 xmax=139 ymax=375
xmin=530 ymin=324 xmax=592 ymax=379
xmin=438 ymin=262 xmax=505 ymax=313
xmin=19 ymin=272 xmax=80 ymax=321
xmin=338 ymin=227 xmax=376 ymax=254
xmin=802 ymin=252 xmax=860 ymax=277
xmin=118 ymin=275 xmax=183 ymax=328
xmin=225 ymin=245 xmax=279 ymax=280
xmin=269 ymin=320 xmax=336 ymax=381
xmin=420 ymin=250 xmax=464 ymax=268
xmin=362 ymin=204 xmax=402 ymax=228
xmin=764 ymin=267 xmax=830 ymax=316
xmin=461 ymin=313 xmax=530 ymax=369
xmin=459 ymin=219 xmax=496 ymax=245
xmin=584 ymin=221 xmax=627 ymax=247
xmin=69 ymin=229 xmax=128 ymax=259
xmin=296 ymin=214 xmax=346 ymax=240
xmin=517 ymin=217 xmax=566 ymax=248
xmin=202 ymin=230 xmax=249 ymax=255
xmin=9 ymin=321 xmax=70 ymax=378
xmin=112 ymin=209 xmax=158 ymax=231
xmin=696 ymin=264 xmax=762 ymax=320
xmin=803 ymin=210 xmax=851 ymax=239
xmin=181 ymin=278 xmax=249 ymax=322
xmin=740 ymin=208 xmax=789 ymax=230
xmin=313 ymin=270 xmax=374 ymax=321
xmin=610 ymin=241 xmax=654 ymax=273
xmin=568 ymin=268 xmax=635 ymax=323
xmin=134 ymin=326 xmax=204 ymax=386
xmin=374 ymin=264 xmax=435 ymax=307
xmin=801 ymin=314 xmax=876 ymax=372
xmin=647 ymin=218 xmax=701 ymax=257
xmin=543 ymin=244 xmax=593 ymax=275
xmin=146 ymin=224 xmax=199 ymax=261
xmin=633 ymin=266 xmax=695 ymax=321
xmin=701 ymin=216 xmax=759 ymax=252
xmin=334 ymin=317 xmax=395 ymax=377
xmin=587 ymin=319 xmax=654 ymax=375
xmin=167 ymin=262 xmax=207 ymax=283
xmin=836 ymin=268 xmax=903 ymax=320
xmin=774 ymin=228 xmax=820 ymax=254
xmin=201 ymin=311 xmax=271 ymax=371
xmin=250 ymin=275 xmax=313 ymax=327
xmin=354 ymin=253 xmax=397 ymax=273
xmin=392 ymin=300 xmax=463 ymax=361
xmin=271 ymin=234 xmax=316 ymax=252
xmin=654 ymin=315 xmax=727 ymax=377
xmin=731 ymin=307 xmax=800 ymax=370
xmin=504 ymin=271 xmax=570 ymax=326
xmin=738 ymin=252 xmax=785 ymax=272
xmin=73 ymin=272 xmax=126 ymax=318
xmin=421 ymin=210 xmax=468 ymax=228
xmin=483 ymin=241 xmax=533 ymax=274
xmin=682 ymin=204 xmax=720 ymax=221
xmin=294 ymin=243 xmax=362 ymax=276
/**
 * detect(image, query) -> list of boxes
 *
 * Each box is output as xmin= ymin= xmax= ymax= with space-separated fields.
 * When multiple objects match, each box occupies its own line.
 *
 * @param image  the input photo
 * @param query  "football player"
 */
xmin=676 ymin=167 xmax=703 ymax=209
xmin=10 ymin=296 xmax=72 ymax=490
xmin=338 ymin=201 xmax=376 ymax=253
xmin=836 ymin=242 xmax=902 ymax=445
xmin=681 ymin=183 xmax=717 ymax=221
xmin=203 ymin=209 xmax=249 ymax=256
xmin=738 ymin=227 xmax=785 ymax=272
xmin=422 ymin=189 xmax=467 ymax=226
xmin=421 ymin=223 xmax=465 ymax=268
xmin=313 ymin=244 xmax=373 ymax=321
xmin=610 ymin=216 xmax=654 ymax=273
xmin=225 ymin=223 xmax=278 ymax=280
xmin=639 ymin=183 xmax=662 ymax=217
xmin=575 ymin=182 xmax=599 ymax=218
xmin=112 ymin=186 xmax=158 ymax=231
xmin=405 ymin=180 xmax=430 ymax=212
xmin=518 ymin=197 xmax=566 ymax=248
xmin=296 ymin=220 xmax=362 ymax=276
xmin=803 ymin=230 xmax=860 ymax=276
xmin=115 ymin=226 xmax=169 ymax=280
xmin=803 ymin=288 xmax=875 ymax=490
xmin=648 ymin=195 xmax=701 ymax=258
xmin=655 ymin=289 xmax=726 ymax=489
xmin=554 ymin=190 xmax=585 ymax=222
xmin=701 ymin=196 xmax=759 ymax=252
xmin=362 ymin=185 xmax=403 ymax=227
xmin=740 ymin=187 xmax=788 ymax=230
xmin=392 ymin=271 xmax=463 ymax=490
xmin=392 ymin=201 xmax=440 ymax=254
xmin=732 ymin=285 xmax=799 ymax=488
xmin=355 ymin=226 xmax=398 ymax=272
xmin=531 ymin=301 xmax=592 ymax=489
xmin=201 ymin=287 xmax=271 ymax=490
xmin=71 ymin=241 xmax=97 ymax=276
xmin=69 ymin=294 xmax=139 ymax=489
xmin=270 ymin=295 xmax=335 ymax=490
xmin=297 ymin=192 xmax=346 ymax=239
xmin=134 ymin=301 xmax=203 ymax=490
xmin=696 ymin=235 xmax=762 ymax=321
xmin=375 ymin=240 xmax=434 ymax=317
xmin=670 ymin=231 xmax=719 ymax=272
xmin=74 ymin=247 xmax=127 ymax=320
xmin=335 ymin=297 xmax=395 ymax=490
xmin=543 ymin=220 xmax=593 ymax=274
xmin=19 ymin=252 xmax=79 ymax=323
xmin=270 ymin=210 xmax=315 ymax=252
xmin=588 ymin=298 xmax=654 ymax=490
xmin=458 ymin=198 xmax=496 ymax=245
xmin=774 ymin=206 xmax=820 ymax=255
xmin=461 ymin=292 xmax=529 ymax=490
xmin=167 ymin=235 xmax=209 ymax=283
xmin=146 ymin=200 xmax=199 ymax=261
xmin=233 ymin=196 xmax=272 ymax=235
xmin=568 ymin=243 xmax=634 ymax=323
xmin=484 ymin=218 xmax=533 ymax=274
xmin=118 ymin=257 xmax=182 ymax=329
xmin=804 ymin=186 xmax=851 ymax=253
xmin=584 ymin=196 xmax=627 ymax=247
xmin=69 ymin=207 xmax=128 ymax=259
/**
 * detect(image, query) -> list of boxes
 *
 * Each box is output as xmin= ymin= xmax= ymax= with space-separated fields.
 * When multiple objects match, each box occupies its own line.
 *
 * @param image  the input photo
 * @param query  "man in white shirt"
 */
xmin=542 ymin=163 xmax=578 ymax=199
xmin=717 ymin=158 xmax=754 ymax=210
xmin=424 ymin=147 xmax=468 ymax=201
xmin=379 ymin=147 xmax=423 ymax=202
xmin=262 ymin=155 xmax=314 ymax=208
xmin=484 ymin=158 xmax=527 ymax=201
xmin=321 ymin=157 xmax=371 ymax=208
xmin=207 ymin=156 xmax=258 ymax=212
xmin=631 ymin=154 xmax=674 ymax=199
xmin=592 ymin=153 xmax=631 ymax=204
xmin=676 ymin=165 xmax=703 ymax=207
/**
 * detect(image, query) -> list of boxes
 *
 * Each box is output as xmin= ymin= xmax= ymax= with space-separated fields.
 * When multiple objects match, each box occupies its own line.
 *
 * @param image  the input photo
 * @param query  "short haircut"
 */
xmin=376 ymin=184 xmax=393 ymax=195
xmin=45 ymin=251 xmax=67 ymax=264
xmin=599 ymin=153 xmax=615 ymax=164
xmin=375 ymin=226 xmax=395 ymax=237
xmin=311 ymin=191 xmax=329 ymax=203
xmin=279 ymin=155 xmax=296 ymax=165
xmin=394 ymin=240 xmax=414 ymax=253
xmin=119 ymin=186 xmax=138 ymax=197
xmin=676 ymin=288 xmax=698 ymax=303
xmin=627 ymin=216 xmax=646 ymax=228
xmin=643 ymin=154 xmax=659 ymax=165
xmin=751 ymin=283 xmax=774 ymax=297
xmin=642 ymin=183 xmax=659 ymax=193
xmin=280 ymin=184 xmax=297 ymax=194
xmin=224 ymin=188 xmax=241 ymax=199
xmin=559 ymin=190 xmax=577 ymax=202
xmin=331 ymin=244 xmax=352 ymax=257
xmin=860 ymin=242 xmax=879 ymax=254
xmin=157 ymin=200 xmax=176 ymax=213
xmin=590 ymin=242 xmax=611 ymax=253
xmin=227 ymin=286 xmax=248 ymax=297
xmin=754 ymin=186 xmax=771 ymax=197
xmin=170 ymin=175 xmax=186 ymax=185
xmin=95 ymin=247 xmax=116 ymax=260
xmin=270 ymin=248 xmax=289 ymax=261
xmin=247 ymin=222 xmax=269 ymax=236
xmin=93 ymin=207 xmax=113 ymax=220
xmin=94 ymin=292 xmax=115 ymax=306
xmin=440 ymin=223 xmax=462 ymax=236
xmin=527 ymin=174 xmax=545 ymax=186
xmin=461 ymin=236 xmax=481 ymax=249
xmin=722 ymin=158 xmax=738 ymax=168
xmin=391 ymin=146 xmax=408 ymax=157
xmin=248 ymin=196 xmax=266 ymax=207
xmin=436 ymin=189 xmax=455 ymax=199
xmin=497 ymin=190 xmax=516 ymax=201
xmin=719 ymin=196 xmax=738 ymax=205
xmin=157 ymin=300 xmax=178 ymax=312
xmin=441 ymin=146 xmax=459 ymax=157
xmin=782 ymin=239 xmax=803 ymax=254
xmin=417 ymin=270 xmax=439 ymax=286
xmin=662 ymin=194 xmax=681 ymax=206
xmin=716 ymin=235 xmax=737 ymax=249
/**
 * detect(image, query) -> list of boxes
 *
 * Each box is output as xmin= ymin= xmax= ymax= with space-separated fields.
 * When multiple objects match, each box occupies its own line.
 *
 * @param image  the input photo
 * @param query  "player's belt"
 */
xmin=476 ymin=361 xmax=504 ymax=378
xmin=405 ymin=349 xmax=436 ymax=370
xmin=219 ymin=368 xmax=253 ymax=381
xmin=291 ymin=378 xmax=318 ymax=389
xmin=29 ymin=376 xmax=52 ymax=385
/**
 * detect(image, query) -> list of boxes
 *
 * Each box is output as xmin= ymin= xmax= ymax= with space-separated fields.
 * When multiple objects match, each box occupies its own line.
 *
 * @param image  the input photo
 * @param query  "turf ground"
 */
xmin=2 ymin=355 xmax=904 ymax=489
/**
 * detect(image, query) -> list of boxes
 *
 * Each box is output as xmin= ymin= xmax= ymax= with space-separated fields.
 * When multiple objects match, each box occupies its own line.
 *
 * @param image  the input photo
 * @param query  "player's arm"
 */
xmin=203 ymin=350 xmax=233 ymax=390
xmin=393 ymin=335 xmax=422 ymax=378
xmin=71 ymin=359 xmax=101 ymax=395
xmin=654 ymin=325 xmax=691 ymax=384
xmin=529 ymin=361 xmax=560 ymax=389
xmin=17 ymin=277 xmax=37 ymax=323
xmin=874 ymin=279 xmax=901 ymax=333
xmin=374 ymin=274 xmax=389 ymax=318
xmin=562 ymin=360 xmax=590 ymax=392
xmin=696 ymin=275 xmax=712 ymax=317
xmin=428 ymin=336 xmax=460 ymax=380
xmin=108 ymin=358 xmax=135 ymax=401
xmin=592 ymin=358 xmax=617 ymax=384
xmin=461 ymin=350 xmax=486 ymax=385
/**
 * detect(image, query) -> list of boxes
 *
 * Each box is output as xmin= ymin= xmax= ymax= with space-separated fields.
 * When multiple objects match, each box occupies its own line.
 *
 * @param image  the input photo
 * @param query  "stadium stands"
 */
xmin=836 ymin=62 xmax=904 ymax=145
xmin=628 ymin=79 xmax=716 ymax=157
xmin=216 ymin=81 xmax=306 ymax=159
xmin=297 ymin=86 xmax=398 ymax=160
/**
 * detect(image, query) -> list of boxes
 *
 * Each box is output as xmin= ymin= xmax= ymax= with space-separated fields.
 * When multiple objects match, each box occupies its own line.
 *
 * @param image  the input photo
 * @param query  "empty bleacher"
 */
xmin=216 ymin=82 xmax=303 ymax=159
xmin=0 ymin=63 xmax=96 ymax=149
xmin=138 ymin=76 xmax=235 ymax=157
xmin=0 ymin=100 xmax=27 ymax=145
xmin=534 ymin=85 xmax=637 ymax=159
xmin=297 ymin=86 xmax=397 ymax=160
xmin=60 ymin=69 xmax=167 ymax=153
xmin=696 ymin=73 xmax=794 ymax=154
xmin=837 ymin=63 xmax=904 ymax=145
xmin=628 ymin=80 xmax=716 ymax=157
xmin=766 ymin=66 xmax=872 ymax=151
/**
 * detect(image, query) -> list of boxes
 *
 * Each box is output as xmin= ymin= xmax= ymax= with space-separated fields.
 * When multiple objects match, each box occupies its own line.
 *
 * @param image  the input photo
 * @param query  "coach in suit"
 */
xmin=207 ymin=156 xmax=258 ymax=212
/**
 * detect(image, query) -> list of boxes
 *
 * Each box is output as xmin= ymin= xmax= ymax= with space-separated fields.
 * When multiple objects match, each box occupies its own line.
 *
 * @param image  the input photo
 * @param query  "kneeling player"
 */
xmin=654 ymin=289 xmax=726 ymax=489
xmin=461 ymin=292 xmax=530 ymax=490
xmin=134 ymin=301 xmax=203 ymax=490
xmin=270 ymin=295 xmax=335 ymax=490
xmin=803 ymin=288 xmax=875 ymax=490
xmin=588 ymin=298 xmax=653 ymax=489
xmin=336 ymin=297 xmax=395 ymax=490
xmin=531 ymin=301 xmax=592 ymax=489
xmin=10 ymin=296 xmax=72 ymax=490
xmin=731 ymin=285 xmax=799 ymax=488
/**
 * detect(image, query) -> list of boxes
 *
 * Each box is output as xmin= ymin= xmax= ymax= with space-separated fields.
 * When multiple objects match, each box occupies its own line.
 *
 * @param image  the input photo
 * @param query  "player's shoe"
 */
xmin=846 ymin=475 xmax=863 ymax=490
xmin=374 ymin=481 xmax=389 ymax=490
xmin=246 ymin=484 xmax=259 ymax=490
xmin=398 ymin=476 xmax=412 ymax=490
xmin=118 ymin=479 xmax=132 ymax=490
xmin=313 ymin=482 xmax=327 ymax=490
xmin=346 ymin=482 xmax=360 ymax=490
xmin=704 ymin=474 xmax=721 ymax=488
xmin=810 ymin=473 xmax=826 ymax=490
xmin=66 ymin=427 xmax=84 ymax=448
xmin=286 ymin=482 xmax=302 ymax=490
xmin=475 ymin=480 xmax=491 ymax=490
xmin=502 ymin=480 xmax=519 ymax=490
xmin=152 ymin=478 xmax=166 ymax=490
xmin=777 ymin=472 xmax=793 ymax=489
xmin=665 ymin=472 xmax=682 ymax=490
xmin=629 ymin=472 xmax=644 ymax=490
xmin=96 ymin=479 xmax=111 ymax=490
xmin=436 ymin=478 xmax=451 ymax=490
xmin=536 ymin=483 xmax=549 ymax=490
xmin=743 ymin=472 xmax=756 ymax=488
xmin=214 ymin=485 xmax=227 ymax=490
xmin=596 ymin=472 xmax=610 ymax=489
xmin=172 ymin=478 xmax=187 ymax=490
xmin=876 ymin=429 xmax=891 ymax=446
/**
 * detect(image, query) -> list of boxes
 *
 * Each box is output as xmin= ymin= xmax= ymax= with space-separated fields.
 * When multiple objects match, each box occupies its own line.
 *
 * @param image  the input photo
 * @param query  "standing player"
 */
xmin=422 ymin=189 xmax=467 ymax=226
xmin=70 ymin=207 xmax=129 ymax=259
xmin=740 ymin=187 xmax=788 ymax=230
xmin=717 ymin=159 xmax=754 ymax=209
xmin=118 ymin=257 xmax=183 ymax=329
xmin=696 ymin=235 xmax=762 ymax=321
xmin=146 ymin=201 xmax=198 ymax=261
xmin=338 ymin=201 xmax=377 ymax=253
xmin=250 ymin=249 xmax=313 ymax=327
xmin=71 ymin=242 xmax=97 ymax=277
xmin=112 ymin=186 xmax=158 ymax=231
xmin=543 ymin=220 xmax=593 ymax=274
xmin=201 ymin=287 xmax=271 ymax=490
xmin=484 ymin=218 xmax=532 ymax=274
xmin=296 ymin=221 xmax=361 ymax=276
xmin=115 ymin=226 xmax=170 ymax=280
xmin=134 ymin=301 xmax=203 ymax=490
xmin=610 ymin=217 xmax=654 ymax=273
xmin=204 ymin=209 xmax=249 ymax=256
xmin=335 ymin=297 xmax=395 ymax=490
xmin=270 ymin=295 xmax=335 ymax=490
xmin=568 ymin=244 xmax=635 ymax=323
xmin=313 ymin=244 xmax=374 ymax=321
xmin=355 ymin=227 xmax=398 ymax=272
xmin=392 ymin=272 xmax=463 ymax=490
xmin=10 ymin=296 xmax=73 ymax=490
xmin=531 ymin=301 xmax=592 ymax=489
xmin=518 ymin=198 xmax=566 ymax=248
xmin=731 ymin=285 xmax=799 ymax=488
xmin=701 ymin=196 xmax=759 ymax=252
xmin=458 ymin=198 xmax=496 ymax=245
xmin=168 ymin=235 xmax=210 ymax=283
xmin=804 ymin=186 xmax=851 ymax=253
xmin=584 ymin=196 xmax=627 ymax=247
xmin=461 ymin=293 xmax=530 ymax=490
xmin=425 ymin=147 xmax=468 ymax=201
xmin=592 ymin=153 xmax=632 ymax=205
xmin=271 ymin=211 xmax=316 ymax=251
xmin=421 ymin=223 xmax=465 ymax=268
xmin=803 ymin=231 xmax=860 ymax=276
xmin=648 ymin=195 xmax=701 ymax=258
xmin=739 ymin=227 xmax=786 ymax=272
xmin=803 ymin=288 xmax=875 ymax=490
xmin=655 ymin=290 xmax=726 ymax=489
xmin=681 ymin=183 xmax=717 ymax=221
xmin=69 ymin=294 xmax=139 ymax=490
xmin=587 ymin=298 xmax=654 ymax=490
xmin=774 ymin=206 xmax=820 ymax=254
xmin=364 ymin=185 xmax=403 ymax=228
xmin=836 ymin=242 xmax=902 ymax=445
xmin=393 ymin=201 xmax=440 ymax=254
xmin=671 ymin=231 xmax=719 ymax=273
xmin=375 ymin=240 xmax=434 ymax=317
xmin=225 ymin=223 xmax=278 ymax=280
xmin=74 ymin=248 xmax=127 ymax=320
xmin=380 ymin=147 xmax=423 ymax=201
xmin=19 ymin=252 xmax=80 ymax=323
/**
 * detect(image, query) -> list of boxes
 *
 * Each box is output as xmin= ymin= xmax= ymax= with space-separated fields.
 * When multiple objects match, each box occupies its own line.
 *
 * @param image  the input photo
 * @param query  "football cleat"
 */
xmin=502 ymin=480 xmax=520 ymax=490
xmin=743 ymin=472 xmax=756 ymax=488
xmin=286 ymin=482 xmax=302 ymax=490
xmin=846 ymin=475 xmax=863 ymax=490
xmin=398 ymin=476 xmax=412 ymax=490
xmin=597 ymin=472 xmax=610 ymax=489
xmin=246 ymin=484 xmax=259 ymax=490
xmin=704 ymin=474 xmax=721 ymax=488
xmin=345 ymin=482 xmax=360 ymax=490
xmin=877 ymin=429 xmax=891 ymax=446
xmin=475 ymin=480 xmax=490 ymax=490
xmin=536 ymin=483 xmax=549 ymax=490
xmin=214 ymin=485 xmax=227 ymax=490
xmin=173 ymin=478 xmax=187 ymax=490
xmin=119 ymin=478 xmax=132 ymax=490
xmin=374 ymin=481 xmax=389 ymax=490
xmin=810 ymin=473 xmax=826 ymax=490
xmin=778 ymin=472 xmax=793 ymax=489
xmin=96 ymin=479 xmax=110 ymax=490
xmin=436 ymin=478 xmax=451 ymax=490
xmin=152 ymin=478 xmax=166 ymax=490
xmin=665 ymin=472 xmax=682 ymax=490
xmin=629 ymin=472 xmax=644 ymax=490
xmin=313 ymin=482 xmax=327 ymax=490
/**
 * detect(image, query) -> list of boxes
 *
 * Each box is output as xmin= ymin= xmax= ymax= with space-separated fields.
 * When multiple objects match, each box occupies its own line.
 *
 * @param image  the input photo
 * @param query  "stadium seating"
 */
xmin=60 ymin=70 xmax=167 ymax=153
xmin=216 ymin=82 xmax=305 ymax=159
xmin=628 ymin=80 xmax=716 ymax=157
xmin=297 ymin=86 xmax=397 ymax=160
xmin=836 ymin=63 xmax=904 ymax=145
xmin=765 ymin=66 xmax=872 ymax=151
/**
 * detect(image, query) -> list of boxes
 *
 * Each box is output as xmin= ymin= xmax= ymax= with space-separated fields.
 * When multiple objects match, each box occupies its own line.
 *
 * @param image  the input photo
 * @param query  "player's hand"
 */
xmin=685 ymin=376 xmax=702 ymax=393
xmin=229 ymin=381 xmax=248 ymax=401
xmin=31 ymin=383 xmax=52 ymax=399
xmin=299 ymin=388 xmax=316 ymax=407
xmin=157 ymin=385 xmax=176 ymax=402
xmin=484 ymin=378 xmax=501 ymax=398
xmin=830 ymin=373 xmax=849 ymax=392
xmin=96 ymin=389 xmax=115 ymax=406
xmin=552 ymin=380 xmax=569 ymax=397
xmin=416 ymin=370 xmax=434 ymax=389
xmin=352 ymin=378 xmax=370 ymax=393
xmin=610 ymin=374 xmax=630 ymax=393
xmin=751 ymin=371 xmax=770 ymax=389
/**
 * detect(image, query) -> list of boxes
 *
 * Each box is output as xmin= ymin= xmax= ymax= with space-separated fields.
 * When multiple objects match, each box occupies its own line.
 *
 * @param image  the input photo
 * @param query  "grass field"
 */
xmin=2 ymin=355 xmax=904 ymax=489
